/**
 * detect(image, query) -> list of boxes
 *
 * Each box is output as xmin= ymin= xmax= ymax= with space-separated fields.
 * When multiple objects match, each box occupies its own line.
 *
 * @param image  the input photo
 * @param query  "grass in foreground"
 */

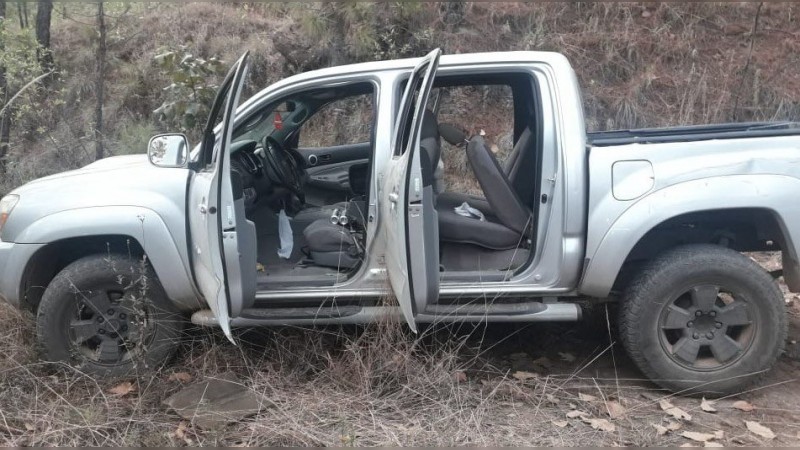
xmin=1 ymin=301 xmax=797 ymax=446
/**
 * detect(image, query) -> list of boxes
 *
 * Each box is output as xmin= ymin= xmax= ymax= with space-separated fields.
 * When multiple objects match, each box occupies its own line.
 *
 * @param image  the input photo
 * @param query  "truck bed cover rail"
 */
xmin=588 ymin=121 xmax=800 ymax=147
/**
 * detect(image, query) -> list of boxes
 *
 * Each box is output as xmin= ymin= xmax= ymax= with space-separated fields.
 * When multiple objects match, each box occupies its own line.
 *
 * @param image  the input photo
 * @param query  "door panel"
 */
xmin=298 ymin=142 xmax=372 ymax=205
xmin=381 ymin=49 xmax=441 ymax=332
xmin=296 ymin=142 xmax=371 ymax=167
xmin=188 ymin=52 xmax=253 ymax=342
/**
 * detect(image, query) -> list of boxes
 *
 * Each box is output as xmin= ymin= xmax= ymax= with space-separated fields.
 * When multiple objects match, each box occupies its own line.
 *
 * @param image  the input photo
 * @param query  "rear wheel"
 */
xmin=36 ymin=254 xmax=183 ymax=377
xmin=620 ymin=245 xmax=786 ymax=396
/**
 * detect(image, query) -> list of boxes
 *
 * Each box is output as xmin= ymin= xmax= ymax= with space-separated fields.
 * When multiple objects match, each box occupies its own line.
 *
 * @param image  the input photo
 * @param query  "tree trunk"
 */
xmin=18 ymin=1 xmax=27 ymax=28
xmin=35 ymin=0 xmax=53 ymax=73
xmin=0 ymin=0 xmax=10 ymax=172
xmin=322 ymin=3 xmax=346 ymax=66
xmin=94 ymin=1 xmax=105 ymax=160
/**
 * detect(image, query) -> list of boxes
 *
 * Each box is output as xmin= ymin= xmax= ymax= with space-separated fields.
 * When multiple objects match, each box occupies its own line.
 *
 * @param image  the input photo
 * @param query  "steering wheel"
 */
xmin=262 ymin=136 xmax=306 ymax=202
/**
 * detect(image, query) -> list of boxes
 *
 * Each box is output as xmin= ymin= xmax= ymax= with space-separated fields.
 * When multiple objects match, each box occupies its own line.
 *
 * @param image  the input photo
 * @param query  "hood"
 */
xmin=4 ymin=154 xmax=191 ymax=242
xmin=22 ymin=154 xmax=151 ymax=186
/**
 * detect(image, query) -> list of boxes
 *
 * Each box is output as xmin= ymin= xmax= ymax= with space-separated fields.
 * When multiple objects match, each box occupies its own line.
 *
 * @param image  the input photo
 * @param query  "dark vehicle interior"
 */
xmin=424 ymin=73 xmax=542 ymax=280
xmin=228 ymin=71 xmax=542 ymax=290
xmin=229 ymin=82 xmax=375 ymax=289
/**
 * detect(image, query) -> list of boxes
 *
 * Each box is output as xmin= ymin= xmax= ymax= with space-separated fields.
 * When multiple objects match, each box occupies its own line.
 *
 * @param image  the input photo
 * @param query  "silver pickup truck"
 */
xmin=0 ymin=50 xmax=797 ymax=395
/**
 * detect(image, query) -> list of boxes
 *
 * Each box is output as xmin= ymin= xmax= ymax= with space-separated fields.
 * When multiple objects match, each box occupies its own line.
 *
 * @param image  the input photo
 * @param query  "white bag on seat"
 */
xmin=277 ymin=209 xmax=293 ymax=259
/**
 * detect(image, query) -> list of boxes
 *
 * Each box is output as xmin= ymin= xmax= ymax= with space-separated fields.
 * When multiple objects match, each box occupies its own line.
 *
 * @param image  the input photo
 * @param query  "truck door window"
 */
xmin=434 ymin=84 xmax=515 ymax=195
xmin=298 ymin=94 xmax=374 ymax=148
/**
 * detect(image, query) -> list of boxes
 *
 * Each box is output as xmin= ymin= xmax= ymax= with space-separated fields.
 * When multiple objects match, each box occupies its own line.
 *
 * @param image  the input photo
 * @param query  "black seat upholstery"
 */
xmin=296 ymin=109 xmax=442 ymax=225
xmin=303 ymin=220 xmax=360 ymax=269
xmin=420 ymin=109 xmax=442 ymax=178
xmin=503 ymin=126 xmax=536 ymax=206
xmin=437 ymin=136 xmax=532 ymax=250
xmin=438 ymin=125 xmax=536 ymax=210
xmin=302 ymin=111 xmax=441 ymax=269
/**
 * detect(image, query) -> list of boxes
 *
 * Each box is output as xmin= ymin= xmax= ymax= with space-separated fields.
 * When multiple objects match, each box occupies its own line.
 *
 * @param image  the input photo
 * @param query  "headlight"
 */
xmin=0 ymin=195 xmax=19 ymax=236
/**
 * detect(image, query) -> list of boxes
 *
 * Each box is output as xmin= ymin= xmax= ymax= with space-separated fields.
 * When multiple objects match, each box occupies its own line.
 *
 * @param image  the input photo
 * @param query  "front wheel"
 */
xmin=619 ymin=245 xmax=787 ymax=396
xmin=36 ymin=254 xmax=183 ymax=377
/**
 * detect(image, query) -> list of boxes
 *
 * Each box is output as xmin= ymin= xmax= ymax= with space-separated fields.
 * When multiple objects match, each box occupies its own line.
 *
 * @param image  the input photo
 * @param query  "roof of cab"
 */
xmin=239 ymin=51 xmax=570 ymax=113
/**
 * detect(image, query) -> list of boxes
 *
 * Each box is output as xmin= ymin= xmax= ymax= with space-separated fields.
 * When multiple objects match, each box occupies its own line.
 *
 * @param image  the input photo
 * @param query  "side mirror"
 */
xmin=148 ymin=133 xmax=190 ymax=168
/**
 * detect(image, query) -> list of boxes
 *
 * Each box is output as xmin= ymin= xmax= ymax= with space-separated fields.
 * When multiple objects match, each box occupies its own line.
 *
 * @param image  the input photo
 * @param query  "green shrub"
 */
xmin=111 ymin=120 xmax=158 ymax=156
xmin=152 ymin=46 xmax=224 ymax=135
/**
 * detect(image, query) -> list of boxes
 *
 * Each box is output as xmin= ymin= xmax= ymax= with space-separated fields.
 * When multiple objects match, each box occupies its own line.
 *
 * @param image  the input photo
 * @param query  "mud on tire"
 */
xmin=619 ymin=244 xmax=787 ymax=396
xmin=36 ymin=254 xmax=183 ymax=377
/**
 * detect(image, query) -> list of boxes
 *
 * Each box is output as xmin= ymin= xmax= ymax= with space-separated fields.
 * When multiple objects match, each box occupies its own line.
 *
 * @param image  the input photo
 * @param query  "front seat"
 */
xmin=437 ymin=135 xmax=532 ymax=250
xmin=294 ymin=109 xmax=442 ymax=226
xmin=298 ymin=109 xmax=443 ymax=267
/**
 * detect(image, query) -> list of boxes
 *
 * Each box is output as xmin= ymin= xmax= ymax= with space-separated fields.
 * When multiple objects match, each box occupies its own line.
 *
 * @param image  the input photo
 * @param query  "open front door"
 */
xmin=188 ymin=52 xmax=252 ymax=342
xmin=382 ymin=49 xmax=441 ymax=332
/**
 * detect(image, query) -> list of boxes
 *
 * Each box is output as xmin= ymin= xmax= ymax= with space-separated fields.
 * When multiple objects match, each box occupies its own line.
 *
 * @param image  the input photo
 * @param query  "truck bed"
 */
xmin=588 ymin=121 xmax=800 ymax=147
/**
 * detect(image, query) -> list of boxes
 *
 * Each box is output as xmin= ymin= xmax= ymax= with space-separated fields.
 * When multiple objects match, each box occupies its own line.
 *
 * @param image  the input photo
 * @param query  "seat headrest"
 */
xmin=420 ymin=109 xmax=442 ymax=172
xmin=421 ymin=109 xmax=439 ymax=141
xmin=439 ymin=123 xmax=468 ymax=146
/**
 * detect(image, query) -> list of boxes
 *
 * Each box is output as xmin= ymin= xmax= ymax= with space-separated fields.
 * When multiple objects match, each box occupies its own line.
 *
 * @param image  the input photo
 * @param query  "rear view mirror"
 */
xmin=148 ymin=133 xmax=189 ymax=168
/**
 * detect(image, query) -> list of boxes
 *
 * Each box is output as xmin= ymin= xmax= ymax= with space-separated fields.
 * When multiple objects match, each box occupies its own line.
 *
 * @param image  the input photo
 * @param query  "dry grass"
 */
xmin=2 ymin=295 xmax=799 ymax=446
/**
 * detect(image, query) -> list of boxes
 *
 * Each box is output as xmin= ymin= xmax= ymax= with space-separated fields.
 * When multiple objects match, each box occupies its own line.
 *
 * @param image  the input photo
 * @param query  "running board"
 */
xmin=191 ymin=302 xmax=582 ymax=327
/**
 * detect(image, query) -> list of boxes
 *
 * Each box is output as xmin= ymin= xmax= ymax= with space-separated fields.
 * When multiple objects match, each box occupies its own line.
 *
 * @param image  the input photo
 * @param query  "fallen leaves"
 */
xmin=681 ymin=431 xmax=715 ymax=442
xmin=168 ymin=372 xmax=194 ymax=383
xmin=700 ymin=397 xmax=717 ymax=413
xmin=172 ymin=421 xmax=194 ymax=445
xmin=564 ymin=409 xmax=616 ymax=432
xmin=653 ymin=420 xmax=682 ymax=436
xmin=732 ymin=400 xmax=755 ymax=412
xmin=512 ymin=371 xmax=538 ymax=381
xmin=585 ymin=417 xmax=616 ymax=432
xmin=566 ymin=410 xmax=587 ymax=419
xmin=745 ymin=420 xmax=775 ymax=440
xmin=606 ymin=400 xmax=627 ymax=419
xmin=573 ymin=392 xmax=627 ymax=419
xmin=660 ymin=399 xmax=692 ymax=421
xmin=108 ymin=381 xmax=136 ymax=396
xmin=552 ymin=420 xmax=569 ymax=429
xmin=680 ymin=429 xmax=724 ymax=448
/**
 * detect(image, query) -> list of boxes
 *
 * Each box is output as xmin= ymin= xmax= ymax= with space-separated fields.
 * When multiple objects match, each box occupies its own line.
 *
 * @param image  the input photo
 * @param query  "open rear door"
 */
xmin=381 ymin=49 xmax=441 ymax=332
xmin=187 ymin=52 xmax=252 ymax=342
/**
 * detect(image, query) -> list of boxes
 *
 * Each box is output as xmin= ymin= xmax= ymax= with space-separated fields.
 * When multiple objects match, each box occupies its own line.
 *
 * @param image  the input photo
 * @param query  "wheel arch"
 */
xmin=580 ymin=175 xmax=800 ymax=298
xmin=16 ymin=207 xmax=202 ymax=312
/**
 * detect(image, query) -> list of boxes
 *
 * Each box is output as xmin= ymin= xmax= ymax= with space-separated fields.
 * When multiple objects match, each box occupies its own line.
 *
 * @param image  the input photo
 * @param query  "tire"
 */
xmin=36 ymin=254 xmax=183 ymax=377
xmin=619 ymin=244 xmax=787 ymax=396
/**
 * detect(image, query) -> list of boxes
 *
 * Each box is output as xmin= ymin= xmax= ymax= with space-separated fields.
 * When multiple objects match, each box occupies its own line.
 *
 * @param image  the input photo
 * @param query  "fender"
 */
xmin=15 ymin=206 xmax=203 ymax=310
xmin=579 ymin=174 xmax=800 ymax=297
